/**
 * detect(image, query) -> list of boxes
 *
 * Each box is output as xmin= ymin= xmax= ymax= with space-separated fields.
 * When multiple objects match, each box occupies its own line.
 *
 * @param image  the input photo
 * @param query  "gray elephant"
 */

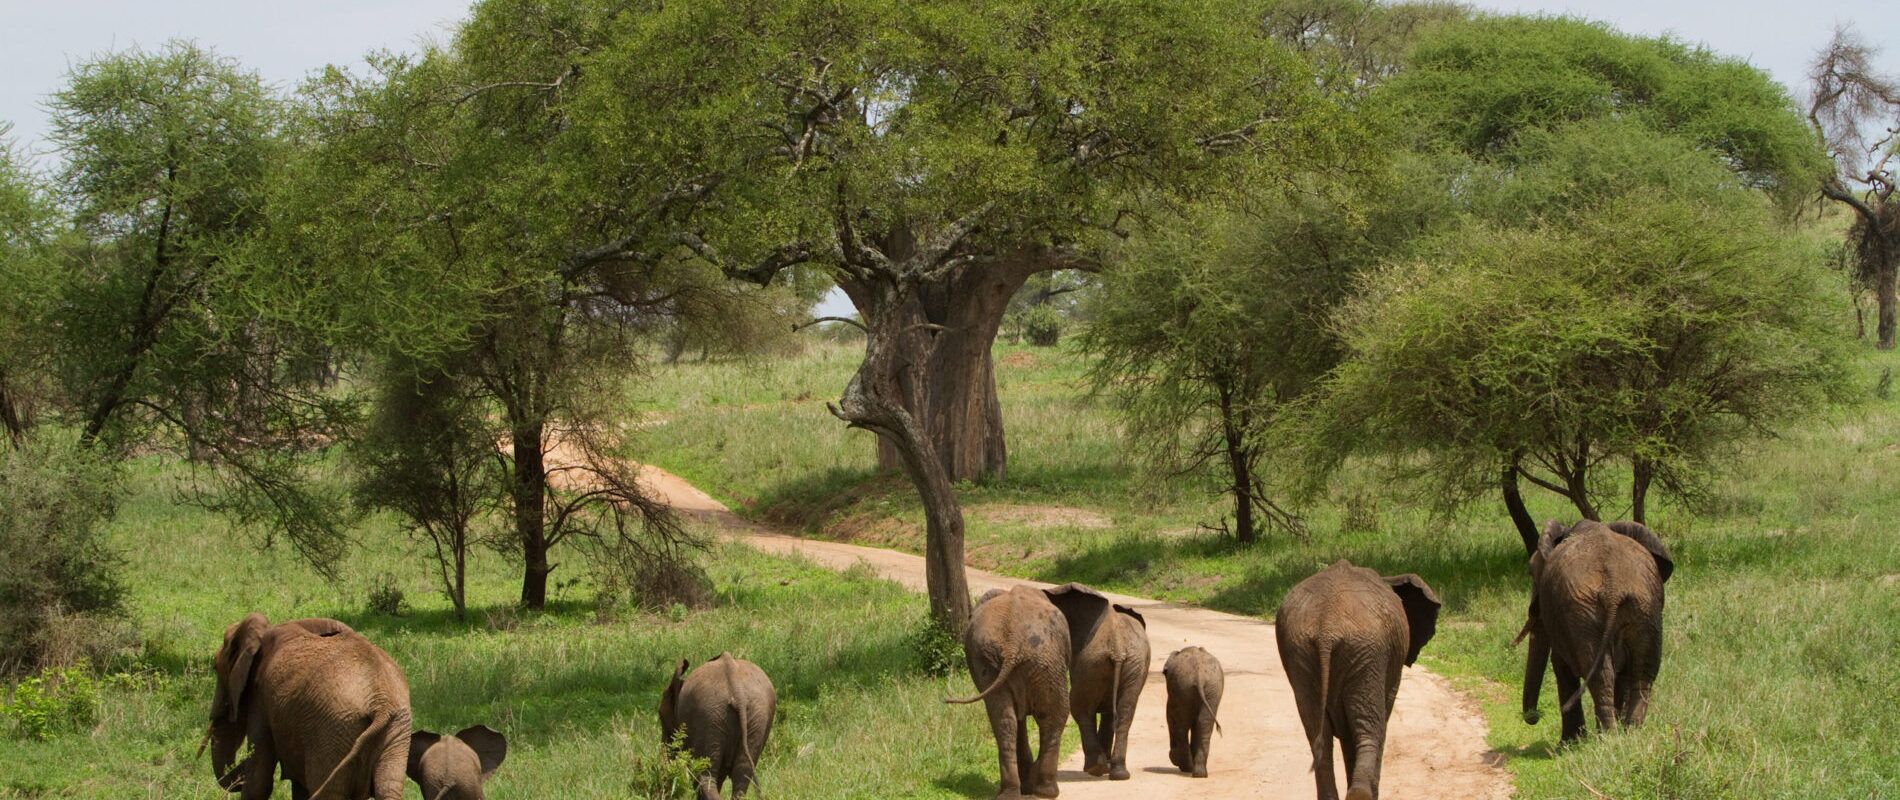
xmin=1044 ymin=583 xmax=1148 ymax=781
xmin=408 ymin=725 xmax=506 ymax=800
xmin=659 ymin=653 xmax=776 ymax=800
xmin=206 ymin=614 xmax=412 ymax=799
xmin=1163 ymin=646 xmax=1223 ymax=778
xmin=946 ymin=586 xmax=1071 ymax=799
xmin=1275 ymin=561 xmax=1440 ymax=800
xmin=1519 ymin=519 xmax=1672 ymax=743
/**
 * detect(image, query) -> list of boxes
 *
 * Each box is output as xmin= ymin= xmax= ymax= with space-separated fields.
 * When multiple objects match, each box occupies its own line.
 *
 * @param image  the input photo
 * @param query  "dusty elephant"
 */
xmin=1163 ymin=646 xmax=1223 ymax=778
xmin=946 ymin=585 xmax=1071 ymax=799
xmin=1520 ymin=519 xmax=1672 ymax=743
xmin=660 ymin=653 xmax=776 ymax=800
xmin=206 ymin=614 xmax=412 ymax=799
xmin=1044 ymin=583 xmax=1148 ymax=781
xmin=408 ymin=725 xmax=506 ymax=800
xmin=1275 ymin=560 xmax=1441 ymax=800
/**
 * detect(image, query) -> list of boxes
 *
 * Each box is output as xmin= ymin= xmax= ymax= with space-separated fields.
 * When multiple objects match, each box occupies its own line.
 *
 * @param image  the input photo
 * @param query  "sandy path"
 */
xmin=634 ymin=464 xmax=1510 ymax=799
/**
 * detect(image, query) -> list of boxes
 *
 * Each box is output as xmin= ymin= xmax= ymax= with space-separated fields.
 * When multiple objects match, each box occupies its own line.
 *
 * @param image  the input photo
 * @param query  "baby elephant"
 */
xmin=409 ymin=725 xmax=507 ymax=800
xmin=1276 ymin=560 xmax=1441 ymax=800
xmin=1163 ymin=646 xmax=1223 ymax=778
xmin=660 ymin=653 xmax=777 ymax=800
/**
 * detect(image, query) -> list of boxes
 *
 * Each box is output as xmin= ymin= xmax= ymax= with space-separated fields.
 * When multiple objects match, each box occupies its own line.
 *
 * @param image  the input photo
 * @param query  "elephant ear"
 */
xmin=659 ymin=658 xmax=689 ymax=746
xmin=407 ymin=729 xmax=443 ymax=782
xmin=455 ymin=725 xmax=508 ymax=781
xmin=1383 ymin=574 xmax=1442 ymax=666
xmin=215 ymin=614 xmax=268 ymax=723
xmin=1043 ymin=583 xmax=1112 ymax=656
xmin=1537 ymin=519 xmax=1573 ymax=558
xmin=1111 ymin=603 xmax=1146 ymax=630
xmin=1606 ymin=520 xmax=1675 ymax=583
xmin=973 ymin=588 xmax=1006 ymax=608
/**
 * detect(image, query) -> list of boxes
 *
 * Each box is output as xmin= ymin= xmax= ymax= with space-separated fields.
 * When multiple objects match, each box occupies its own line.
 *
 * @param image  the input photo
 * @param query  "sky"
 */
xmin=1 ymin=1 xmax=1894 ymax=316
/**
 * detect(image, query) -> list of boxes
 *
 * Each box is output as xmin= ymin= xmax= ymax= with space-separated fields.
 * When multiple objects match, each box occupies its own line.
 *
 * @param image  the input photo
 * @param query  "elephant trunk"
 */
xmin=208 ymin=717 xmax=245 ymax=790
xmin=1522 ymin=627 xmax=1549 ymax=725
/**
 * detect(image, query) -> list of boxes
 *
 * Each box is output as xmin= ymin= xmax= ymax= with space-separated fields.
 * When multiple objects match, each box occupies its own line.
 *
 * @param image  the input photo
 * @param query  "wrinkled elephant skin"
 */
xmin=660 ymin=653 xmax=776 ymax=800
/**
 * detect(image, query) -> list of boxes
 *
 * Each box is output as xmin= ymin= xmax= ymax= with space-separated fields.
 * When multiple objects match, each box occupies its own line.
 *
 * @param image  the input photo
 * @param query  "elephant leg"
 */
xmin=1166 ymin=695 xmax=1192 ymax=772
xmin=1552 ymin=659 xmax=1586 ymax=743
xmin=988 ymin=698 xmax=1024 ymax=799
xmin=732 ymin=770 xmax=752 ymax=799
xmin=373 ymin=732 xmax=408 ymax=800
xmin=1032 ymin=711 xmax=1064 ymax=798
xmin=695 ymin=773 xmax=722 ymax=800
xmin=237 ymin=747 xmax=276 ymax=800
xmin=1109 ymin=703 xmax=1137 ymax=780
xmin=1588 ymin=659 xmax=1618 ymax=735
xmin=1015 ymin=720 xmax=1035 ymax=791
xmin=1312 ymin=727 xmax=1340 ymax=800
xmin=1343 ymin=715 xmax=1384 ymax=800
xmin=1191 ymin=706 xmax=1215 ymax=778
xmin=1075 ymin=707 xmax=1107 ymax=777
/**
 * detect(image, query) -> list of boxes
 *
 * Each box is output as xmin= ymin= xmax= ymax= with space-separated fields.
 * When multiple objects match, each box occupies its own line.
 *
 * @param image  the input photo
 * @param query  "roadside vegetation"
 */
xmin=0 ymin=459 xmax=995 ymax=798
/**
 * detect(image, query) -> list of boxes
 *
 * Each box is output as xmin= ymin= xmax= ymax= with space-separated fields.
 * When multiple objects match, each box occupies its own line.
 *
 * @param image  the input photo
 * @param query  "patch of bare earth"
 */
xmin=972 ymin=502 xmax=1112 ymax=529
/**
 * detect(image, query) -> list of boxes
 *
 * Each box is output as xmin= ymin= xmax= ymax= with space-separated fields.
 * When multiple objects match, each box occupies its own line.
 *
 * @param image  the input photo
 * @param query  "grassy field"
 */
xmin=635 ymin=340 xmax=1900 ymax=799
xmin=0 ymin=458 xmax=999 ymax=798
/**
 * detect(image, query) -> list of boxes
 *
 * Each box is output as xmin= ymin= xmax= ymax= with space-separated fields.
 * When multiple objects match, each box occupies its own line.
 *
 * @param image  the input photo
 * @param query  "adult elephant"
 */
xmin=1276 ymin=561 xmax=1440 ymax=800
xmin=206 ymin=614 xmax=412 ymax=799
xmin=660 ymin=653 xmax=776 ymax=800
xmin=946 ymin=585 xmax=1071 ymax=799
xmin=1044 ymin=583 xmax=1148 ymax=781
xmin=1520 ymin=519 xmax=1672 ymax=743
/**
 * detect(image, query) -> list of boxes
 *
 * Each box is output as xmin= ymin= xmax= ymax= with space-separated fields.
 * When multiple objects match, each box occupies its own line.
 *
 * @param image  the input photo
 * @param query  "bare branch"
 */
xmin=793 ymin=316 xmax=868 ymax=333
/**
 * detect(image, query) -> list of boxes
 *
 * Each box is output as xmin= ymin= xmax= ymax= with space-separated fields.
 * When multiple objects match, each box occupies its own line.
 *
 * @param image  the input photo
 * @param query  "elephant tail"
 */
xmin=1199 ymin=684 xmax=1223 ymax=736
xmin=945 ymin=652 xmax=1017 ymax=704
xmin=1309 ymin=640 xmax=1334 ymax=773
xmin=732 ymin=700 xmax=763 ymax=798
xmin=1562 ymin=596 xmax=1623 ymax=714
xmin=309 ymin=706 xmax=406 ymax=799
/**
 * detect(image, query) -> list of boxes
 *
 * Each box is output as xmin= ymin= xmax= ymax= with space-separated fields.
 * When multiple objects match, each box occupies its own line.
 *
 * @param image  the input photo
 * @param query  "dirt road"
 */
xmin=637 ymin=464 xmax=1511 ymax=799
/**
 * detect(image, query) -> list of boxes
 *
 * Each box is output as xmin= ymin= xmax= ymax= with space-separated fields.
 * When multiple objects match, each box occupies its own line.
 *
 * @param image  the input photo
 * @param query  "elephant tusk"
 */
xmin=195 ymin=723 xmax=213 ymax=759
xmin=1509 ymin=618 xmax=1534 ymax=649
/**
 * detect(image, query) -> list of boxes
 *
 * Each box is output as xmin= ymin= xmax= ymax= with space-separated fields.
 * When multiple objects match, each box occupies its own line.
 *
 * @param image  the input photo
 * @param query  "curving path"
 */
xmin=634 ymin=464 xmax=1511 ymax=799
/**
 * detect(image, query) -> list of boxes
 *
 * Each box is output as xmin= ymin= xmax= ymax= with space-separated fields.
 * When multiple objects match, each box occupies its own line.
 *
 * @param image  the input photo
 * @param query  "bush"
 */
xmin=905 ymin=613 xmax=963 ymax=677
xmin=629 ymin=730 xmax=714 ymax=799
xmin=365 ymin=573 xmax=405 ymax=617
xmin=2 ymin=661 xmax=101 ymax=740
xmin=0 ymin=432 xmax=125 ymax=672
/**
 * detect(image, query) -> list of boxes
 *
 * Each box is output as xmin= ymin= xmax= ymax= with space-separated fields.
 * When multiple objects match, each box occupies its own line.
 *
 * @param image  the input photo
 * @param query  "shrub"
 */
xmin=905 ymin=612 xmax=963 ymax=677
xmin=629 ymin=730 xmax=714 ymax=799
xmin=2 ymin=661 xmax=101 ymax=740
xmin=0 ymin=432 xmax=125 ymax=672
xmin=365 ymin=573 xmax=405 ymax=617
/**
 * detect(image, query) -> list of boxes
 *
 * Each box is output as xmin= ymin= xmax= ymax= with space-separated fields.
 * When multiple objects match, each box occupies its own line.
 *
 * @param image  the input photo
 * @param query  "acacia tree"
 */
xmin=1290 ymin=121 xmax=1852 ymax=555
xmin=254 ymin=2 xmax=730 ymax=608
xmin=0 ymin=126 xmax=57 ymax=446
xmin=1809 ymin=27 xmax=1900 ymax=348
xmin=576 ymin=0 xmax=1345 ymax=628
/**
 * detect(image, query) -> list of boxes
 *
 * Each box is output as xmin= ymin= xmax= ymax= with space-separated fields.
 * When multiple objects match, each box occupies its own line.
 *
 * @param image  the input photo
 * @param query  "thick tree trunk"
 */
xmin=513 ymin=420 xmax=552 ymax=609
xmin=1876 ymin=258 xmax=1896 ymax=350
xmin=1501 ymin=457 xmax=1539 ymax=557
xmin=1218 ymin=387 xmax=1256 ymax=545
xmin=834 ymin=274 xmax=975 ymax=632
xmin=1630 ymin=458 xmax=1653 ymax=525
xmin=838 ymin=256 xmax=1036 ymax=483
xmin=0 ymin=368 xmax=26 ymax=448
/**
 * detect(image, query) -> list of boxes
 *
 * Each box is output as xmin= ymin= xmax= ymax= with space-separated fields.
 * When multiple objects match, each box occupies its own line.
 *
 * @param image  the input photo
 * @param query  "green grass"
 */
xmin=0 ymin=457 xmax=1001 ymax=799
xmin=636 ymin=340 xmax=1900 ymax=799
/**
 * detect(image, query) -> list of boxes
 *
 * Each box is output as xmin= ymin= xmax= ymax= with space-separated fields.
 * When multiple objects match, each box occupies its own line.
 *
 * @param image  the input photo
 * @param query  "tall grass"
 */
xmin=636 ymin=340 xmax=1900 ymax=799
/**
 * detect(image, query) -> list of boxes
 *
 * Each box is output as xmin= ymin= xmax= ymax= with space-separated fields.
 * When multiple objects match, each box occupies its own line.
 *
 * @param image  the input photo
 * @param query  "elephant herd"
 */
xmin=194 ymin=517 xmax=1669 ymax=799
xmin=949 ymin=518 xmax=1674 ymax=800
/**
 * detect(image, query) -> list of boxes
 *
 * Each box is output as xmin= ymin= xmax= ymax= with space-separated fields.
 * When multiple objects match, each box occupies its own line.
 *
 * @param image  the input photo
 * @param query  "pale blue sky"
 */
xmin=1 ymin=1 xmax=1891 ymax=316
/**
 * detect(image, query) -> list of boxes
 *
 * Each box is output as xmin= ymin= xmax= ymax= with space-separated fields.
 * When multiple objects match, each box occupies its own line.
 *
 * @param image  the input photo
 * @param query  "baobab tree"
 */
xmin=1810 ymin=27 xmax=1900 ymax=349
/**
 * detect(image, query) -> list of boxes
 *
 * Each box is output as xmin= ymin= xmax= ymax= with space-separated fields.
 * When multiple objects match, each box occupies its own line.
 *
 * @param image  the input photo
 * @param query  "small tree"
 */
xmin=1290 ymin=122 xmax=1853 ymax=553
xmin=0 ymin=126 xmax=58 ymax=446
xmin=0 ymin=432 xmax=125 ymax=672
xmin=350 ymin=368 xmax=501 ymax=619
xmin=1808 ymin=26 xmax=1900 ymax=348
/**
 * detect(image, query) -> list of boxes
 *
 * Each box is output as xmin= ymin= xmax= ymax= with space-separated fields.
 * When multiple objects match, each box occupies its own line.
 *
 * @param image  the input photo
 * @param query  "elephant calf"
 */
xmin=1045 ymin=583 xmax=1148 ymax=781
xmin=409 ymin=725 xmax=507 ymax=800
xmin=660 ymin=653 xmax=776 ymax=800
xmin=1163 ymin=646 xmax=1223 ymax=778
xmin=1276 ymin=560 xmax=1440 ymax=800
xmin=1520 ymin=519 xmax=1672 ymax=743
xmin=946 ymin=585 xmax=1071 ymax=800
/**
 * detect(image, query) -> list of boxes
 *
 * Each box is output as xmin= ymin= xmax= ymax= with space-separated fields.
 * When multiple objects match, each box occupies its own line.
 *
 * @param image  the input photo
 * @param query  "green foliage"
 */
xmin=0 ymin=432 xmax=125 ymax=671
xmin=364 ymin=573 xmax=406 ymax=617
xmin=904 ymin=611 xmax=963 ymax=677
xmin=0 ymin=126 xmax=60 ymax=441
xmin=1292 ymin=121 xmax=1854 ymax=516
xmin=1383 ymin=14 xmax=1829 ymax=209
xmin=2 ymin=662 xmax=101 ymax=741
xmin=631 ymin=730 xmax=715 ymax=799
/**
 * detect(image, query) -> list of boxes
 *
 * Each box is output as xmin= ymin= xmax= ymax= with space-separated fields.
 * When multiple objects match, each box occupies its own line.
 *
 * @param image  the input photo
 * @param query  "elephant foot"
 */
xmin=1169 ymin=747 xmax=1189 ymax=771
xmin=1083 ymin=762 xmax=1109 ymax=777
xmin=1109 ymin=765 xmax=1130 ymax=781
xmin=1191 ymin=768 xmax=1209 ymax=779
xmin=1031 ymin=781 xmax=1060 ymax=798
